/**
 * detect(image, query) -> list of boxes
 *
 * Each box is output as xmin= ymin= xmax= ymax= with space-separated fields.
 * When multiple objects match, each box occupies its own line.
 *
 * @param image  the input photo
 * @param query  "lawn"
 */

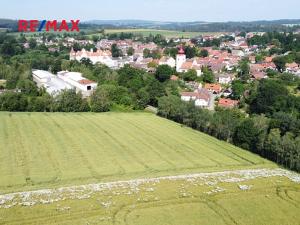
xmin=0 ymin=112 xmax=299 ymax=225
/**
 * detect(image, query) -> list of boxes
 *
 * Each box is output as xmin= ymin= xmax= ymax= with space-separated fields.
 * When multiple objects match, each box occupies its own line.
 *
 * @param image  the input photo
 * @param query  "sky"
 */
xmin=1 ymin=0 xmax=300 ymax=22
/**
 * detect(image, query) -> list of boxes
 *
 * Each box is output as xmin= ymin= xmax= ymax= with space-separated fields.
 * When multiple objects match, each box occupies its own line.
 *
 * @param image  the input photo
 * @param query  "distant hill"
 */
xmin=0 ymin=19 xmax=18 ymax=32
xmin=1 ymin=18 xmax=300 ymax=33
xmin=85 ymin=19 xmax=300 ymax=32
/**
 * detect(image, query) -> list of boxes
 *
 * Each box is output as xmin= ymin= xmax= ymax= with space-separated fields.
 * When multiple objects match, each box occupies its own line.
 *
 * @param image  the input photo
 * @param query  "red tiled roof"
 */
xmin=264 ymin=57 xmax=273 ymax=63
xmin=181 ymin=92 xmax=198 ymax=97
xmin=218 ymin=98 xmax=239 ymax=108
xmin=252 ymin=71 xmax=267 ymax=80
xmin=180 ymin=62 xmax=193 ymax=70
xmin=181 ymin=89 xmax=210 ymax=102
xmin=178 ymin=46 xmax=185 ymax=54
xmin=79 ymin=79 xmax=95 ymax=85
xmin=197 ymin=89 xmax=210 ymax=102
xmin=204 ymin=83 xmax=222 ymax=92
xmin=170 ymin=75 xmax=179 ymax=81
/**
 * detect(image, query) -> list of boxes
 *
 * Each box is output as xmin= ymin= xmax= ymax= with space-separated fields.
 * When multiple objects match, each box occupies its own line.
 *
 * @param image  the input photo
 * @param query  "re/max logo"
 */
xmin=18 ymin=20 xmax=80 ymax=32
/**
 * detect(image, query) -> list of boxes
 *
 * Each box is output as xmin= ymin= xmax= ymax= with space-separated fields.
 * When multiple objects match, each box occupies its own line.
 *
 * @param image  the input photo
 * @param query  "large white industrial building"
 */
xmin=32 ymin=70 xmax=97 ymax=97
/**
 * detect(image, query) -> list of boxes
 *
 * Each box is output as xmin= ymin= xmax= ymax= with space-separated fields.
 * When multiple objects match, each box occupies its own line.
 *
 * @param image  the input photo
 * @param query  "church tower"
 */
xmin=176 ymin=46 xmax=186 ymax=72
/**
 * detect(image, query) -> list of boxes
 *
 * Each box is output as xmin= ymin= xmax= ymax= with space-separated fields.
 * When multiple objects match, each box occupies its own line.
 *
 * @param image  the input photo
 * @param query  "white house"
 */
xmin=286 ymin=62 xmax=300 ymax=75
xmin=181 ymin=89 xmax=210 ymax=108
xmin=232 ymin=49 xmax=245 ymax=57
xmin=181 ymin=92 xmax=198 ymax=102
xmin=178 ymin=60 xmax=202 ymax=76
xmin=217 ymin=73 xmax=234 ymax=84
xmin=195 ymin=89 xmax=210 ymax=107
xmin=159 ymin=56 xmax=176 ymax=68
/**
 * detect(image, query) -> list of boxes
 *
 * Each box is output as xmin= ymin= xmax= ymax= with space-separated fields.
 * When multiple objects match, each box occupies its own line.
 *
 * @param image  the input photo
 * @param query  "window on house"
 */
xmin=87 ymin=86 xmax=91 ymax=91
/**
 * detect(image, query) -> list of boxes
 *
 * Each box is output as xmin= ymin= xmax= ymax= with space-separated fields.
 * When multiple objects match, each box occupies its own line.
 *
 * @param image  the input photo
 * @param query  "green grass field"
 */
xmin=102 ymin=29 xmax=222 ymax=38
xmin=9 ymin=29 xmax=217 ymax=38
xmin=0 ymin=112 xmax=299 ymax=225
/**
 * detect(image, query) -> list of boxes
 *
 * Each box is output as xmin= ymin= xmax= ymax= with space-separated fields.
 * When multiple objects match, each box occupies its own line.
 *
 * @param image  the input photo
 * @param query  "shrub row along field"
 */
xmin=1 ymin=112 xmax=299 ymax=225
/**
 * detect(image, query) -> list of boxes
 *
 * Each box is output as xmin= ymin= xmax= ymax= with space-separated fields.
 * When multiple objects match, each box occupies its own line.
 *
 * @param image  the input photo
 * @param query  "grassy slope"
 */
xmin=0 ymin=112 xmax=273 ymax=193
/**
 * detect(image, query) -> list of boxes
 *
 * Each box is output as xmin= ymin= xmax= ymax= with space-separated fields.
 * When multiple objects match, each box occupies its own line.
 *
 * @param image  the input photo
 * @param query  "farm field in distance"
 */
xmin=99 ymin=29 xmax=223 ymax=38
xmin=0 ymin=112 xmax=299 ymax=225
xmin=8 ymin=29 xmax=223 ymax=38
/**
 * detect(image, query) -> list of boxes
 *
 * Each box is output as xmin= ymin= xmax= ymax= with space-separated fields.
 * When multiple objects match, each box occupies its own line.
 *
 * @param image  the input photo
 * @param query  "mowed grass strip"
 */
xmin=0 ymin=112 xmax=274 ymax=193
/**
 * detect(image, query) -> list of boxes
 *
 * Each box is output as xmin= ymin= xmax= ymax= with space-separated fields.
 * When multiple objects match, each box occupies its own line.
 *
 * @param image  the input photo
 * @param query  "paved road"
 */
xmin=208 ymin=93 xmax=216 ymax=111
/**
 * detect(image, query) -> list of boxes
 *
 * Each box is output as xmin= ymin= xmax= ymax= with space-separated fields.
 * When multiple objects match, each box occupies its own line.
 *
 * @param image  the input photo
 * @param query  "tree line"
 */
xmin=157 ymin=78 xmax=300 ymax=172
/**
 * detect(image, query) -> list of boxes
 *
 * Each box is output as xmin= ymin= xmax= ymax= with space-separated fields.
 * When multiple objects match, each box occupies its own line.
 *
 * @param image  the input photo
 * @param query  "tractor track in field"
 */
xmin=112 ymin=116 xmax=178 ymax=169
xmin=48 ymin=115 xmax=106 ymax=180
xmin=87 ymin=114 xmax=151 ymax=171
xmin=0 ymin=168 xmax=299 ymax=209
xmin=123 ymin=116 xmax=222 ymax=168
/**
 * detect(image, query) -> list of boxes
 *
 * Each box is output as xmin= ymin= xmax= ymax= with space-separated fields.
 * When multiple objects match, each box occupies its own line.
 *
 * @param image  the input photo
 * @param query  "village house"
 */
xmin=181 ymin=91 xmax=198 ymax=101
xmin=286 ymin=62 xmax=300 ymax=75
xmin=96 ymin=39 xmax=115 ymax=49
xmin=204 ymin=83 xmax=222 ymax=94
xmin=264 ymin=56 xmax=274 ymax=63
xmin=218 ymin=98 xmax=239 ymax=109
xmin=129 ymin=62 xmax=148 ymax=71
xmin=185 ymin=81 xmax=202 ymax=90
xmin=250 ymin=62 xmax=276 ymax=74
xmin=217 ymin=73 xmax=235 ymax=84
xmin=198 ymin=49 xmax=239 ymax=73
xmin=159 ymin=56 xmax=176 ymax=68
xmin=249 ymin=55 xmax=256 ymax=64
xmin=252 ymin=71 xmax=268 ymax=80
xmin=180 ymin=61 xmax=202 ymax=76
xmin=181 ymin=88 xmax=210 ymax=108
xmin=232 ymin=49 xmax=245 ymax=57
